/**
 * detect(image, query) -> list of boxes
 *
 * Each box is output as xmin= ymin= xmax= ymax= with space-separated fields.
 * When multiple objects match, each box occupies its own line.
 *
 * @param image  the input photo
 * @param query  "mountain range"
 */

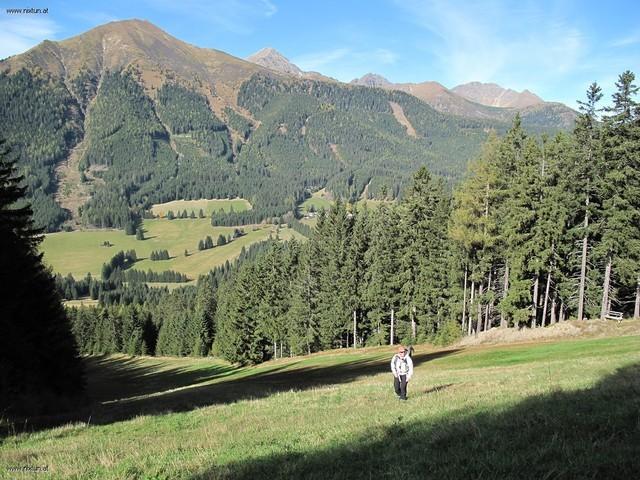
xmin=246 ymin=48 xmax=575 ymax=128
xmin=0 ymin=19 xmax=577 ymax=232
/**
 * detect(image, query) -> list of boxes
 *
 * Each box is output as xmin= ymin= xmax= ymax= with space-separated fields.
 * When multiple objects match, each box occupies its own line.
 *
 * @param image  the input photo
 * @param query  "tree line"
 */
xmin=211 ymin=71 xmax=640 ymax=364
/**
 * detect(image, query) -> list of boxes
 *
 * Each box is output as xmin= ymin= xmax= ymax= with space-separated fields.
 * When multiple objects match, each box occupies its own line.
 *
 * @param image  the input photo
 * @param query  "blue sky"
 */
xmin=1 ymin=0 xmax=638 ymax=109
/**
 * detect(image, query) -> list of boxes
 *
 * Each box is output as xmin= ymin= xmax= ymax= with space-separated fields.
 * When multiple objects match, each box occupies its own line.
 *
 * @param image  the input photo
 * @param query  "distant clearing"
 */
xmin=299 ymin=188 xmax=391 ymax=214
xmin=150 ymin=198 xmax=252 ymax=217
xmin=41 ymin=219 xmax=296 ymax=279
xmin=299 ymin=188 xmax=333 ymax=213
xmin=62 ymin=298 xmax=100 ymax=308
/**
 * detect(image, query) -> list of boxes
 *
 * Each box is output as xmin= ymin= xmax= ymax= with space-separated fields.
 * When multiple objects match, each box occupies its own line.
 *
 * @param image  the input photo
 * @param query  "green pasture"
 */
xmin=150 ymin=198 xmax=252 ymax=217
xmin=41 ymin=219 xmax=298 ymax=279
xmin=2 ymin=327 xmax=639 ymax=479
xmin=299 ymin=188 xmax=390 ymax=214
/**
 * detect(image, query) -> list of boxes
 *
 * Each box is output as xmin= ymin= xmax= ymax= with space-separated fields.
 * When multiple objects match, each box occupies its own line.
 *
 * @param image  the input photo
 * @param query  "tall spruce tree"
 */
xmin=572 ymin=83 xmax=604 ymax=320
xmin=344 ymin=206 xmax=370 ymax=347
xmin=597 ymin=71 xmax=640 ymax=318
xmin=191 ymin=275 xmax=216 ymax=356
xmin=0 ymin=142 xmax=84 ymax=415
xmin=450 ymin=134 xmax=501 ymax=332
xmin=401 ymin=167 xmax=452 ymax=340
xmin=364 ymin=202 xmax=402 ymax=345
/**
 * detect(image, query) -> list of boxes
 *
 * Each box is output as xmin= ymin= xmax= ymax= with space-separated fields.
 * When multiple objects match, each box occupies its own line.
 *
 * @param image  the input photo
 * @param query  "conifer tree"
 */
xmin=572 ymin=83 xmax=604 ymax=320
xmin=450 ymin=134 xmax=501 ymax=331
xmin=597 ymin=71 xmax=640 ymax=318
xmin=287 ymin=242 xmax=319 ymax=354
xmin=0 ymin=142 xmax=84 ymax=414
xmin=364 ymin=202 xmax=402 ymax=345
xmin=191 ymin=276 xmax=216 ymax=356
xmin=344 ymin=206 xmax=370 ymax=347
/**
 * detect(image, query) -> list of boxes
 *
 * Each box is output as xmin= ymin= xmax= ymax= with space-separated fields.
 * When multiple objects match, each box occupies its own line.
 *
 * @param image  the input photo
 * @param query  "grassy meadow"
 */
xmin=150 ymin=198 xmax=252 ymax=218
xmin=41 ymin=219 xmax=302 ymax=279
xmin=299 ymin=189 xmax=333 ymax=213
xmin=1 ymin=324 xmax=639 ymax=479
xmin=299 ymin=188 xmax=390 ymax=215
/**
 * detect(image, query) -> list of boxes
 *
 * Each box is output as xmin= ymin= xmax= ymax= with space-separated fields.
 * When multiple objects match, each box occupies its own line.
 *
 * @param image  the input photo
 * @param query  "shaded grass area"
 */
xmin=1 ymin=335 xmax=639 ymax=479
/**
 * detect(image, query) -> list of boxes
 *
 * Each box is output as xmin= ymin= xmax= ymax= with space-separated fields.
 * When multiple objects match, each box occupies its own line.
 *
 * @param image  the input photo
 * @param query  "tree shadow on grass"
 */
xmin=189 ymin=363 xmax=640 ymax=480
xmin=84 ymin=356 xmax=236 ymax=403
xmin=1 ymin=349 xmax=458 ymax=436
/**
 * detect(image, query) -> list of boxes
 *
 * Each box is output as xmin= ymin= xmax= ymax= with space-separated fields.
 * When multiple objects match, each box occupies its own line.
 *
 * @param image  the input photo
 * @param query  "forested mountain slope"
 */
xmin=0 ymin=20 xmax=575 ymax=232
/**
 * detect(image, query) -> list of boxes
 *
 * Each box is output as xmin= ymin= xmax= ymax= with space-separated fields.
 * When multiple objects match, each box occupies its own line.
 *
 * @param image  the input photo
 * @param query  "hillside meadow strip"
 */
xmin=1 ymin=332 xmax=638 ymax=479
xmin=40 ymin=221 xmax=298 ymax=279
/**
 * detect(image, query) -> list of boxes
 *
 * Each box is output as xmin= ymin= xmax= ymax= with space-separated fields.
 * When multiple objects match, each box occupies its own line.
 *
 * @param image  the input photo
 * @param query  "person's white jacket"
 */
xmin=390 ymin=353 xmax=414 ymax=381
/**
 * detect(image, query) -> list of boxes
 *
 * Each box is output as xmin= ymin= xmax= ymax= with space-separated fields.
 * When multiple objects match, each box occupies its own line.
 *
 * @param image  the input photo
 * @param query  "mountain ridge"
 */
xmin=452 ymin=81 xmax=544 ymax=108
xmin=350 ymin=73 xmax=575 ymax=128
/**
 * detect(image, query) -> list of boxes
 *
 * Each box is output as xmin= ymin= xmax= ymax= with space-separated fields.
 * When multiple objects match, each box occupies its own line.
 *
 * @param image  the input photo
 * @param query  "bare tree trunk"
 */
xmin=353 ymin=310 xmax=357 ymax=349
xmin=390 ymin=308 xmax=395 ymax=345
xmin=462 ymin=266 xmax=468 ymax=332
xmin=476 ymin=283 xmax=484 ymax=337
xmin=542 ymin=271 xmax=552 ymax=327
xmin=501 ymin=264 xmax=509 ymax=328
xmin=531 ymin=273 xmax=540 ymax=328
xmin=469 ymin=281 xmax=476 ymax=336
xmin=484 ymin=268 xmax=493 ymax=331
xmin=635 ymin=277 xmax=640 ymax=319
xmin=600 ymin=258 xmax=612 ymax=319
xmin=578 ymin=199 xmax=589 ymax=321
xmin=550 ymin=293 xmax=557 ymax=324
xmin=411 ymin=305 xmax=417 ymax=340
xmin=560 ymin=302 xmax=565 ymax=323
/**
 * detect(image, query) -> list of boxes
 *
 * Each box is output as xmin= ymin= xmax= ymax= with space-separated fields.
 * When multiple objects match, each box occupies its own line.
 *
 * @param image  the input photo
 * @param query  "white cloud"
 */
xmin=144 ymin=0 xmax=277 ymax=35
xmin=69 ymin=11 xmax=120 ymax=26
xmin=0 ymin=15 xmax=59 ymax=59
xmin=293 ymin=48 xmax=351 ymax=71
xmin=292 ymin=47 xmax=397 ymax=79
xmin=610 ymin=31 xmax=640 ymax=48
xmin=371 ymin=48 xmax=397 ymax=65
xmin=260 ymin=0 xmax=278 ymax=17
xmin=394 ymin=0 xmax=587 ymax=91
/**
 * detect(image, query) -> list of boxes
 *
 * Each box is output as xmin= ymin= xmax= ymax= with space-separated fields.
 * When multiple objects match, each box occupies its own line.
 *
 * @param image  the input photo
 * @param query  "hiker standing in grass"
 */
xmin=391 ymin=345 xmax=413 ymax=400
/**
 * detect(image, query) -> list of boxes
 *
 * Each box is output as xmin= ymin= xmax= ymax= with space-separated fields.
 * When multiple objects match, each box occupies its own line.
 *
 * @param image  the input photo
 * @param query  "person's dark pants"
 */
xmin=394 ymin=375 xmax=408 ymax=400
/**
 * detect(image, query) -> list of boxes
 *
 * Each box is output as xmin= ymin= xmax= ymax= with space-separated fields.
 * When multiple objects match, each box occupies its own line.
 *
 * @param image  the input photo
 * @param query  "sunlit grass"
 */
xmin=41 ymin=221 xmax=293 ymax=279
xmin=150 ymin=198 xmax=252 ymax=217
